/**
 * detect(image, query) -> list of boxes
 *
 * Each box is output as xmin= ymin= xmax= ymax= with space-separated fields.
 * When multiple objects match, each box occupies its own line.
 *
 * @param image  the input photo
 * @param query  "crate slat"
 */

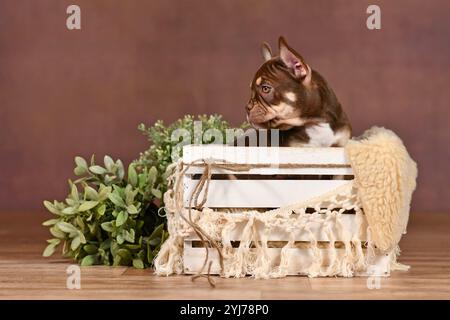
xmin=183 ymin=145 xmax=349 ymax=165
xmin=184 ymin=166 xmax=353 ymax=175
xmin=183 ymin=178 xmax=351 ymax=208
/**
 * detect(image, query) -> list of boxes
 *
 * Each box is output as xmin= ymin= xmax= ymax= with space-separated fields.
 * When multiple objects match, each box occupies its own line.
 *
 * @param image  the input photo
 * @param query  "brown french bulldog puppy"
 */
xmin=242 ymin=37 xmax=351 ymax=147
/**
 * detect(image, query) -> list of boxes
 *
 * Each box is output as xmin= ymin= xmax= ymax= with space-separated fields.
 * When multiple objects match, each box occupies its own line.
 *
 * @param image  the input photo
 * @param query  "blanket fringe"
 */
xmin=154 ymin=159 xmax=408 ymax=279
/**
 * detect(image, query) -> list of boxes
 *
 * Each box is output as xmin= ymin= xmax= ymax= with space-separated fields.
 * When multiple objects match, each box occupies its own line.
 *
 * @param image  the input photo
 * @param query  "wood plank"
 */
xmin=184 ymin=166 xmax=354 ymax=175
xmin=183 ymin=178 xmax=352 ymax=208
xmin=183 ymin=145 xmax=350 ymax=165
xmin=1 ymin=211 xmax=450 ymax=299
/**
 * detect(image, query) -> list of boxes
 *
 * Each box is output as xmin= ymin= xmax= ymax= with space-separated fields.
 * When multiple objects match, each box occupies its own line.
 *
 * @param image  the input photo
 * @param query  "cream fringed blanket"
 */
xmin=154 ymin=127 xmax=418 ymax=278
xmin=345 ymin=127 xmax=418 ymax=253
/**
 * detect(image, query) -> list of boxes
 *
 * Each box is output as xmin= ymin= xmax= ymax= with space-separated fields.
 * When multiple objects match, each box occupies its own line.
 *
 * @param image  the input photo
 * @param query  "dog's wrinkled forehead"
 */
xmin=251 ymin=59 xmax=293 ymax=88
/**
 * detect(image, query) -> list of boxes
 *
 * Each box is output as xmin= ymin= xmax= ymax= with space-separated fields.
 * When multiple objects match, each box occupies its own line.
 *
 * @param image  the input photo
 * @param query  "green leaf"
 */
xmin=151 ymin=188 xmax=162 ymax=199
xmin=126 ymin=204 xmax=139 ymax=215
xmin=70 ymin=183 xmax=79 ymax=201
xmin=83 ymin=244 xmax=98 ymax=255
xmin=43 ymin=201 xmax=61 ymax=215
xmin=75 ymin=216 xmax=85 ymax=230
xmin=75 ymin=156 xmax=88 ymax=170
xmin=78 ymin=201 xmax=99 ymax=212
xmin=97 ymin=204 xmax=106 ymax=216
xmin=50 ymin=226 xmax=66 ymax=239
xmin=128 ymin=164 xmax=138 ymax=187
xmin=88 ymin=221 xmax=98 ymax=234
xmin=123 ymin=229 xmax=135 ymax=243
xmin=57 ymin=222 xmax=79 ymax=235
xmin=136 ymin=220 xmax=144 ymax=230
xmin=98 ymin=185 xmax=112 ymax=201
xmin=74 ymin=166 xmax=87 ymax=176
xmin=133 ymin=259 xmax=144 ymax=269
xmin=117 ymin=248 xmax=131 ymax=260
xmin=147 ymin=242 xmax=154 ymax=263
xmin=117 ymin=234 xmax=124 ymax=245
xmin=81 ymin=254 xmax=97 ymax=266
xmin=149 ymin=223 xmax=164 ymax=240
xmin=125 ymin=186 xmax=137 ymax=206
xmin=116 ymin=211 xmax=128 ymax=227
xmin=78 ymin=232 xmax=86 ymax=244
xmin=62 ymin=206 xmax=78 ymax=215
xmin=42 ymin=218 xmax=59 ymax=226
xmin=43 ymin=243 xmax=57 ymax=257
xmin=112 ymin=185 xmax=125 ymax=198
xmin=46 ymin=238 xmax=61 ymax=245
xmin=84 ymin=186 xmax=99 ymax=201
xmin=101 ymin=222 xmax=113 ymax=232
xmin=108 ymin=192 xmax=125 ymax=208
xmin=148 ymin=166 xmax=157 ymax=186
xmin=161 ymin=229 xmax=169 ymax=242
xmin=65 ymin=198 xmax=78 ymax=207
xmin=104 ymin=155 xmax=115 ymax=172
xmin=113 ymin=255 xmax=122 ymax=266
xmin=89 ymin=165 xmax=107 ymax=175
xmin=71 ymin=236 xmax=81 ymax=250
xmin=125 ymin=243 xmax=141 ymax=250
xmin=104 ymin=174 xmax=116 ymax=185
xmin=137 ymin=123 xmax=145 ymax=131
xmin=116 ymin=160 xmax=125 ymax=180
xmin=149 ymin=238 xmax=161 ymax=246
xmin=100 ymin=239 xmax=112 ymax=250
xmin=138 ymin=172 xmax=148 ymax=189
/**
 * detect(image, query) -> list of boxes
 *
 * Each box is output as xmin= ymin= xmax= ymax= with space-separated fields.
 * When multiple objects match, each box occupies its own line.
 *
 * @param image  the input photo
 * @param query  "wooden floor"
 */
xmin=0 ymin=211 xmax=449 ymax=300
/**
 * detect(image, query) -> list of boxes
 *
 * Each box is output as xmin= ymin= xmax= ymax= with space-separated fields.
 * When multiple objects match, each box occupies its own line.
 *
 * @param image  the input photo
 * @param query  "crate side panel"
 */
xmin=183 ymin=179 xmax=351 ymax=208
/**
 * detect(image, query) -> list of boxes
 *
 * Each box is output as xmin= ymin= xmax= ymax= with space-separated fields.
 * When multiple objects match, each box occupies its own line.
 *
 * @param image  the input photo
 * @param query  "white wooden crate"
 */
xmin=181 ymin=145 xmax=391 ymax=277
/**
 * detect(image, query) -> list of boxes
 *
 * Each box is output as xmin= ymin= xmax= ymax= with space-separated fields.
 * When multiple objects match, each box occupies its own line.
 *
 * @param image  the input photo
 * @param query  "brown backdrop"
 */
xmin=1 ymin=0 xmax=449 ymax=213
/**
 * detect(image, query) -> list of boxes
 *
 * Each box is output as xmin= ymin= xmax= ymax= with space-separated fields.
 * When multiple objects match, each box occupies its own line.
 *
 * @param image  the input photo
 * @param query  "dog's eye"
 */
xmin=261 ymin=85 xmax=272 ymax=94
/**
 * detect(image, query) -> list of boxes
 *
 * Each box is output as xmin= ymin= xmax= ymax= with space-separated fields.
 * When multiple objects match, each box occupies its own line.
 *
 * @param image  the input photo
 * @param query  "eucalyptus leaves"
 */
xmin=42 ymin=114 xmax=247 ymax=268
xmin=42 ymin=155 xmax=166 ymax=268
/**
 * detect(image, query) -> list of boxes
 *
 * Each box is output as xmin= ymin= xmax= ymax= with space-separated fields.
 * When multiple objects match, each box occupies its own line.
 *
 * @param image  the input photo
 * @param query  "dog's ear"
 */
xmin=261 ymin=42 xmax=273 ymax=61
xmin=278 ymin=36 xmax=311 ymax=83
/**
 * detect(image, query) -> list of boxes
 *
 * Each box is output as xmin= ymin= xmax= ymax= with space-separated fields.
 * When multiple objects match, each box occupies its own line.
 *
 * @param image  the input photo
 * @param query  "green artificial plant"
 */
xmin=42 ymin=114 xmax=248 ymax=268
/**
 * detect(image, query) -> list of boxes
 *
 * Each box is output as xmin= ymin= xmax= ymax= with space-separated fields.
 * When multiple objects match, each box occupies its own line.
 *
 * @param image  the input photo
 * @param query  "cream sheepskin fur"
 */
xmin=345 ymin=127 xmax=418 ymax=253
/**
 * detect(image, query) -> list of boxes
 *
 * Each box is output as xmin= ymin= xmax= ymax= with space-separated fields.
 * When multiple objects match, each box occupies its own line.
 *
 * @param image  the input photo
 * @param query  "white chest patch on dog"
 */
xmin=305 ymin=123 xmax=346 ymax=147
